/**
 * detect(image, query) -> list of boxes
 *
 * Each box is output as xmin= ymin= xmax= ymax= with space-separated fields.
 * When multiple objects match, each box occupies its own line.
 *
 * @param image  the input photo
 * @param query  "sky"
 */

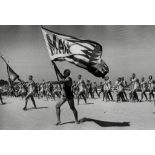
xmin=0 ymin=25 xmax=155 ymax=83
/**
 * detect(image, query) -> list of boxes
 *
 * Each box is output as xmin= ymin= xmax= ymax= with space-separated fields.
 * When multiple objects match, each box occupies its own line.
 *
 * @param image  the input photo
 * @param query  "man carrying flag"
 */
xmin=41 ymin=26 xmax=109 ymax=125
xmin=52 ymin=63 xmax=79 ymax=125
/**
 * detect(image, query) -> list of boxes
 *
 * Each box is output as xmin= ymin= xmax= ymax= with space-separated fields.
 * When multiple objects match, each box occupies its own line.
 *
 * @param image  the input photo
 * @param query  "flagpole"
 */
xmin=51 ymin=61 xmax=62 ymax=90
xmin=0 ymin=56 xmax=14 ymax=94
xmin=0 ymin=56 xmax=11 ymax=80
xmin=0 ymin=55 xmax=8 ymax=65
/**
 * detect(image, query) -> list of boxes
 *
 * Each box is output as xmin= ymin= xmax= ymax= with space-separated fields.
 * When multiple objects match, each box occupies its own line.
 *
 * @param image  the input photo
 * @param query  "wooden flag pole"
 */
xmin=51 ymin=61 xmax=62 ymax=90
xmin=1 ymin=55 xmax=8 ymax=65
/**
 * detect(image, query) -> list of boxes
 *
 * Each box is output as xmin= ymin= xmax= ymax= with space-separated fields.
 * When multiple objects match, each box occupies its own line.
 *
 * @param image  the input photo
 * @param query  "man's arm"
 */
xmin=52 ymin=79 xmax=70 ymax=85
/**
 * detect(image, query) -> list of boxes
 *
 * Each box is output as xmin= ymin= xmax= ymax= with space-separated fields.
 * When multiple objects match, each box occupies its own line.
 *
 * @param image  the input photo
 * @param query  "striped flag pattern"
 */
xmin=41 ymin=26 xmax=109 ymax=78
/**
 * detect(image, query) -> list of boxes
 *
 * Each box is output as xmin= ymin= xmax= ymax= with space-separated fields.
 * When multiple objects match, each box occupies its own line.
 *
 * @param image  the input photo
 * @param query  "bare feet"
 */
xmin=55 ymin=121 xmax=61 ymax=126
xmin=75 ymin=120 xmax=80 ymax=124
xmin=23 ymin=107 xmax=27 ymax=111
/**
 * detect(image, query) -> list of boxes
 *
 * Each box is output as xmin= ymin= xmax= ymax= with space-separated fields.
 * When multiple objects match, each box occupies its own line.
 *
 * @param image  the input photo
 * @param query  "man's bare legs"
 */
xmin=77 ymin=91 xmax=87 ymax=105
xmin=68 ymin=99 xmax=79 ymax=124
xmin=149 ymin=90 xmax=154 ymax=101
xmin=141 ymin=90 xmax=148 ymax=101
xmin=55 ymin=98 xmax=79 ymax=125
xmin=30 ymin=96 xmax=37 ymax=108
xmin=0 ymin=95 xmax=4 ymax=104
xmin=23 ymin=94 xmax=37 ymax=110
xmin=55 ymin=98 xmax=66 ymax=125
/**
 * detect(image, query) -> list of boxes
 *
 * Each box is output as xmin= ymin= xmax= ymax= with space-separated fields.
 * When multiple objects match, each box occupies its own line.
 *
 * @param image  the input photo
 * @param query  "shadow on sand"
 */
xmin=61 ymin=117 xmax=130 ymax=127
xmin=26 ymin=106 xmax=48 ymax=111
xmin=79 ymin=103 xmax=94 ymax=106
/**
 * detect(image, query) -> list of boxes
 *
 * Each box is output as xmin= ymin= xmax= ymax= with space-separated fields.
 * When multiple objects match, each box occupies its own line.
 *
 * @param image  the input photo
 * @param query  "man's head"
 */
xmin=78 ymin=74 xmax=82 ymax=80
xmin=149 ymin=75 xmax=152 ymax=80
xmin=28 ymin=75 xmax=33 ymax=81
xmin=132 ymin=73 xmax=136 ymax=79
xmin=141 ymin=77 xmax=145 ymax=81
xmin=63 ymin=69 xmax=71 ymax=78
xmin=117 ymin=77 xmax=121 ymax=81
xmin=136 ymin=79 xmax=139 ymax=83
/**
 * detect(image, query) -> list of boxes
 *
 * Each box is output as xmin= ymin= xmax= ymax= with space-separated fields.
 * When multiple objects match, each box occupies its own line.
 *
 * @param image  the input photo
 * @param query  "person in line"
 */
xmin=115 ymin=77 xmax=125 ymax=102
xmin=86 ymin=80 xmax=93 ymax=99
xmin=98 ymin=82 xmax=105 ymax=100
xmin=140 ymin=77 xmax=148 ymax=101
xmin=132 ymin=78 xmax=140 ymax=102
xmin=77 ymin=75 xmax=87 ymax=105
xmin=104 ymin=76 xmax=113 ymax=102
xmin=92 ymin=82 xmax=100 ymax=98
xmin=23 ymin=75 xmax=37 ymax=111
xmin=148 ymin=75 xmax=154 ymax=101
xmin=121 ymin=77 xmax=128 ymax=101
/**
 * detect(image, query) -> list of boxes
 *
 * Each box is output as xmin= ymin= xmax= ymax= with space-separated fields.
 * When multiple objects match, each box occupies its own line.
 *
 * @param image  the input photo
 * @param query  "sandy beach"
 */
xmin=0 ymin=95 xmax=155 ymax=130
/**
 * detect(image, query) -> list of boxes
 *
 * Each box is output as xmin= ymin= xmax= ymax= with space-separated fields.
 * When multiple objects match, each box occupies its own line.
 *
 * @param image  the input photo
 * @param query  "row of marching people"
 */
xmin=72 ymin=73 xmax=155 ymax=103
xmin=100 ymin=73 xmax=155 ymax=102
xmin=1 ymin=73 xmax=155 ymax=105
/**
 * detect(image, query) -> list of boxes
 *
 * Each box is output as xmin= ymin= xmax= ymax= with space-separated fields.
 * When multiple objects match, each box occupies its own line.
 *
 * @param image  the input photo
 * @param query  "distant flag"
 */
xmin=1 ymin=56 xmax=21 ymax=86
xmin=7 ymin=64 xmax=19 ymax=83
xmin=41 ymin=26 xmax=109 ymax=78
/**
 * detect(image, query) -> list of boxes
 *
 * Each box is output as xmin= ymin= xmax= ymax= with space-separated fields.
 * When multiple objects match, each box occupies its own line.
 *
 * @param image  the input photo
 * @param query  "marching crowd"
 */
xmin=1 ymin=73 xmax=155 ymax=105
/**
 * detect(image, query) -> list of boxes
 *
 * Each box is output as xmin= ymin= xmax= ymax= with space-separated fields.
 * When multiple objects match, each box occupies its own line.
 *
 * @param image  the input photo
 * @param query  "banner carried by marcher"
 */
xmin=41 ymin=26 xmax=109 ymax=78
xmin=1 ymin=56 xmax=21 ymax=87
xmin=7 ymin=64 xmax=19 ymax=83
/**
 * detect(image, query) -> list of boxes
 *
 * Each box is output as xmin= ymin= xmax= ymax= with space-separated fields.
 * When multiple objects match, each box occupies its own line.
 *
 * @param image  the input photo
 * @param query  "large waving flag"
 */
xmin=41 ymin=26 xmax=109 ymax=78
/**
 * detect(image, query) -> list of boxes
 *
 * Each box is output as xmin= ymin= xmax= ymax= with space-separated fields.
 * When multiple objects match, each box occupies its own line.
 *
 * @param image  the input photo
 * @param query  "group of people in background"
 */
xmin=72 ymin=73 xmax=155 ymax=103
xmin=1 ymin=73 xmax=155 ymax=105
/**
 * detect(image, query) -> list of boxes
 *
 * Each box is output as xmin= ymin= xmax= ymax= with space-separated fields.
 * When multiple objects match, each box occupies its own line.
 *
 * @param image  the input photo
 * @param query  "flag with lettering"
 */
xmin=41 ymin=26 xmax=109 ymax=78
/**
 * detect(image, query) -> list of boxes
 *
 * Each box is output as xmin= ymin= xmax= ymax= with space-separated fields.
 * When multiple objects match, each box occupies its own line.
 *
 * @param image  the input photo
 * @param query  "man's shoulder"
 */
xmin=32 ymin=80 xmax=35 ymax=84
xmin=29 ymin=80 xmax=35 ymax=85
xmin=67 ymin=77 xmax=72 ymax=81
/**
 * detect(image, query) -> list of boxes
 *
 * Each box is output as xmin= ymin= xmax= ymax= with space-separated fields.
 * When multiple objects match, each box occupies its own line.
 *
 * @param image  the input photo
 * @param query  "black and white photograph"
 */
xmin=2 ymin=1 xmax=155 ymax=155
xmin=1 ymin=25 xmax=155 ymax=130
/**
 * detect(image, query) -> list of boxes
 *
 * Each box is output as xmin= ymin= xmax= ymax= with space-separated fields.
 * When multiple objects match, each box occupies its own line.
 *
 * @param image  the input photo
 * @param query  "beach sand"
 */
xmin=0 ymin=96 xmax=155 ymax=130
